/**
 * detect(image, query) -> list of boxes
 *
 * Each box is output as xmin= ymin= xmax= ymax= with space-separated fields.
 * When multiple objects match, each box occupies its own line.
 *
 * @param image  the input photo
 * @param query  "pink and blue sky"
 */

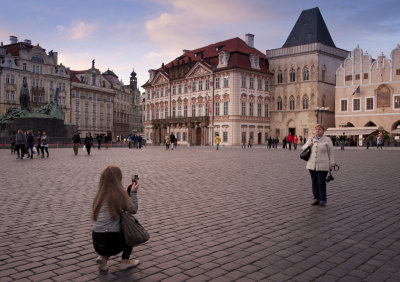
xmin=1 ymin=0 xmax=399 ymax=91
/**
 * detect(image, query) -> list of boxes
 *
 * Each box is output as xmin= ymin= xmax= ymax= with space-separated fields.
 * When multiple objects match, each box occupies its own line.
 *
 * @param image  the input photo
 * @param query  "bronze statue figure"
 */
xmin=19 ymin=81 xmax=31 ymax=112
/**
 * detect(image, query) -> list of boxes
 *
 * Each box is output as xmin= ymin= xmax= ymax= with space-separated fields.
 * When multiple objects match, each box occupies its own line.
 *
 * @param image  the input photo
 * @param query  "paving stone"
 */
xmin=0 ymin=147 xmax=399 ymax=281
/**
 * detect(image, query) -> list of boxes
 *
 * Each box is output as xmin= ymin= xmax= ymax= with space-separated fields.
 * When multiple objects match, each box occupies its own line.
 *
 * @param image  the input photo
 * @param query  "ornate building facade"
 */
xmin=0 ymin=36 xmax=70 ymax=120
xmin=266 ymin=8 xmax=348 ymax=140
xmin=327 ymin=45 xmax=400 ymax=141
xmin=142 ymin=35 xmax=272 ymax=146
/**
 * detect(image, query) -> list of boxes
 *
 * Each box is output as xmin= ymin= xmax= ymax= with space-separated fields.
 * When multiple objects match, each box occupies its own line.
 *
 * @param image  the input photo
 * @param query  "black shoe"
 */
xmin=17 ymin=156 xmax=20 ymax=159
xmin=311 ymin=201 xmax=320 ymax=206
xmin=30 ymin=156 xmax=33 ymax=159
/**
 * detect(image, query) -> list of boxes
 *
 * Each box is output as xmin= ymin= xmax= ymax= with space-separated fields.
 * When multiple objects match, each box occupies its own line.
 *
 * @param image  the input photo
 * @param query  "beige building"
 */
xmin=267 ymin=8 xmax=348 ymax=140
xmin=0 ymin=36 xmax=71 ymax=121
xmin=328 ymin=45 xmax=400 ymax=143
xmin=142 ymin=35 xmax=272 ymax=146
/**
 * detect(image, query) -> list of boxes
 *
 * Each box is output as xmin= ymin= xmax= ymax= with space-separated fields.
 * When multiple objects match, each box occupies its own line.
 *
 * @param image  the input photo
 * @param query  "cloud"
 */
xmin=57 ymin=20 xmax=98 ymax=40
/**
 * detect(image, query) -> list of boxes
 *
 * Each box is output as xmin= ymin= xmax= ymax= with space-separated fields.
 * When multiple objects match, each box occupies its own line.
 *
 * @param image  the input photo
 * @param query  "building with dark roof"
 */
xmin=266 ymin=7 xmax=349 ymax=140
xmin=142 ymin=34 xmax=272 ymax=146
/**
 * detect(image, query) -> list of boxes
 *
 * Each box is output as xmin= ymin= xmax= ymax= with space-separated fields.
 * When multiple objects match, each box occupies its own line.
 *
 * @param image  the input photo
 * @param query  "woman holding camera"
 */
xmin=303 ymin=124 xmax=335 ymax=207
xmin=91 ymin=166 xmax=140 ymax=271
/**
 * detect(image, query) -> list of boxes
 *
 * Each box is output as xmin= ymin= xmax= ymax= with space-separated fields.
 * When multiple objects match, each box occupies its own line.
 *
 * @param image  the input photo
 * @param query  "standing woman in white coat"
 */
xmin=303 ymin=124 xmax=335 ymax=207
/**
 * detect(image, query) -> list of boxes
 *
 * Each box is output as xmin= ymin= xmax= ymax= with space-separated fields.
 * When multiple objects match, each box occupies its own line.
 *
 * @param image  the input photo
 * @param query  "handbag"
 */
xmin=300 ymin=146 xmax=312 ymax=161
xmin=120 ymin=211 xmax=149 ymax=246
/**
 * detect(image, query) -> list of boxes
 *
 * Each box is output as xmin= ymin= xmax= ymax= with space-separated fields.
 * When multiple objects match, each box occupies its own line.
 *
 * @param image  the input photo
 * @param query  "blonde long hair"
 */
xmin=91 ymin=166 xmax=134 ymax=221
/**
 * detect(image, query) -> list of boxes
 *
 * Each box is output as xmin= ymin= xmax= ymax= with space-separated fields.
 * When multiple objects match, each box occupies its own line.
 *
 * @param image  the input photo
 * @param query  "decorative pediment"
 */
xmin=217 ymin=50 xmax=230 ymax=68
xmin=152 ymin=72 xmax=169 ymax=86
xmin=240 ymin=94 xmax=247 ymax=101
xmin=186 ymin=62 xmax=212 ymax=78
xmin=223 ymin=94 xmax=230 ymax=102
xmin=249 ymin=54 xmax=260 ymax=70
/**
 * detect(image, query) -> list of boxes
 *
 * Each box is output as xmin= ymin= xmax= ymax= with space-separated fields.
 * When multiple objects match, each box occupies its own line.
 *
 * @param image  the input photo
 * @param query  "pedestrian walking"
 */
xmin=340 ymin=133 xmax=346 ymax=150
xmin=287 ymin=133 xmax=293 ymax=150
xmin=242 ymin=135 xmax=246 ymax=148
xmin=72 ymin=131 xmax=81 ymax=155
xmin=96 ymin=134 xmax=102 ymax=150
xmin=214 ymin=133 xmax=221 ymax=150
xmin=376 ymin=134 xmax=383 ymax=149
xmin=267 ymin=137 xmax=272 ymax=149
xmin=293 ymin=135 xmax=298 ymax=150
xmin=303 ymin=124 xmax=335 ymax=207
xmin=15 ymin=129 xmax=27 ymax=160
xmin=91 ymin=166 xmax=141 ymax=271
xmin=9 ymin=132 xmax=16 ymax=154
xmin=104 ymin=135 xmax=110 ymax=150
xmin=248 ymin=137 xmax=253 ymax=148
xmin=40 ymin=131 xmax=49 ymax=158
xmin=165 ymin=135 xmax=170 ymax=150
xmin=84 ymin=132 xmax=94 ymax=156
xmin=36 ymin=130 xmax=42 ymax=157
xmin=170 ymin=133 xmax=176 ymax=150
xmin=282 ymin=137 xmax=287 ymax=149
xmin=364 ymin=136 xmax=370 ymax=149
xmin=26 ymin=130 xmax=34 ymax=159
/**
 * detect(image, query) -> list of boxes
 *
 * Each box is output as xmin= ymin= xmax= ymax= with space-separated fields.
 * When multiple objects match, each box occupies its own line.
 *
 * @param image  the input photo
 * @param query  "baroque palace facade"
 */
xmin=0 ymin=36 xmax=142 ymax=140
xmin=142 ymin=34 xmax=272 ymax=146
xmin=326 ymin=45 xmax=400 ymax=142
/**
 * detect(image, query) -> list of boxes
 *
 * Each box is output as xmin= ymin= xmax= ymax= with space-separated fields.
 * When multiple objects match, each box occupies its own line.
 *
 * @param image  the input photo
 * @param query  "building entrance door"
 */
xmin=289 ymin=128 xmax=296 ymax=136
xmin=258 ymin=132 xmax=262 ymax=144
xmin=196 ymin=127 xmax=202 ymax=145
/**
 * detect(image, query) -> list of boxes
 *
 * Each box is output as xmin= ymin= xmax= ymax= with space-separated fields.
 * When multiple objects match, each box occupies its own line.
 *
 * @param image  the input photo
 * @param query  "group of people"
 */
xmin=72 ymin=131 xmax=112 ymax=156
xmin=128 ymin=134 xmax=145 ymax=149
xmin=9 ymin=129 xmax=49 ymax=159
xmin=165 ymin=133 xmax=177 ymax=150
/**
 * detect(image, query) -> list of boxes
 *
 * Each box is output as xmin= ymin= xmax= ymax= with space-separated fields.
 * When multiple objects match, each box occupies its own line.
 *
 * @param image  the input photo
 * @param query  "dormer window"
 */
xmin=217 ymin=51 xmax=230 ymax=68
xmin=249 ymin=54 xmax=260 ymax=69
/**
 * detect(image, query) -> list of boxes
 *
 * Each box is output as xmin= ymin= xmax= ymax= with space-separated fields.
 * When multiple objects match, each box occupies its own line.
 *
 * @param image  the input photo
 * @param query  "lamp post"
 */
xmin=314 ymin=107 xmax=330 ymax=126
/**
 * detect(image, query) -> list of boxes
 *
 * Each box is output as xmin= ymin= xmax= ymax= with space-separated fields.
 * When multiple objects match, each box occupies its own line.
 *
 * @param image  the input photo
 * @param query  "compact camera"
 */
xmin=132 ymin=174 xmax=139 ymax=183
xmin=326 ymin=172 xmax=334 ymax=183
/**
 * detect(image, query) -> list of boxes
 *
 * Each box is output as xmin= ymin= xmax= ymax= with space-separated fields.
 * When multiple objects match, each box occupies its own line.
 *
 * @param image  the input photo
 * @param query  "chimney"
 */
xmin=183 ymin=49 xmax=190 ymax=53
xmin=245 ymin=33 xmax=254 ymax=48
xmin=24 ymin=39 xmax=32 ymax=45
xmin=10 ymin=36 xmax=18 ymax=44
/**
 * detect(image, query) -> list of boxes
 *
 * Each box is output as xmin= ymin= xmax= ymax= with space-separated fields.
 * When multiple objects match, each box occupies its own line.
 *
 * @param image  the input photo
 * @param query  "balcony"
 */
xmin=151 ymin=116 xmax=210 ymax=126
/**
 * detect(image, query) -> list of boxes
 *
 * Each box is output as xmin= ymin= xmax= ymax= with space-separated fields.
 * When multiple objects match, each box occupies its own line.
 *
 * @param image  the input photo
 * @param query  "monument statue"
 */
xmin=19 ymin=81 xmax=31 ymax=112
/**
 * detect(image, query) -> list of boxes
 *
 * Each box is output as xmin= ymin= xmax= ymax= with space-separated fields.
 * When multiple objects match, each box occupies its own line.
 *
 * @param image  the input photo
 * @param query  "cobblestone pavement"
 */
xmin=0 ymin=145 xmax=400 ymax=282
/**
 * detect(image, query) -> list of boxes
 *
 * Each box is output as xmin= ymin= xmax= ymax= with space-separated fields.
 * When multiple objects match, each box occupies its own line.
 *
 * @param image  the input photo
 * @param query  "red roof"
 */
xmin=142 ymin=37 xmax=271 ymax=87
xmin=3 ymin=42 xmax=34 ymax=56
xmin=68 ymin=70 xmax=86 ymax=83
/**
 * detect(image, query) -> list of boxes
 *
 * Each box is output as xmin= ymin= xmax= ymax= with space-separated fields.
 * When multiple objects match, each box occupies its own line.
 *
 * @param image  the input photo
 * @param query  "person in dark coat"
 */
xmin=72 ymin=131 xmax=82 ymax=155
xmin=15 ymin=129 xmax=27 ymax=160
xmin=9 ymin=132 xmax=16 ymax=154
xmin=84 ymin=132 xmax=94 ymax=156
xmin=26 ymin=130 xmax=35 ymax=159
xmin=170 ymin=133 xmax=176 ymax=150
xmin=96 ymin=134 xmax=103 ymax=150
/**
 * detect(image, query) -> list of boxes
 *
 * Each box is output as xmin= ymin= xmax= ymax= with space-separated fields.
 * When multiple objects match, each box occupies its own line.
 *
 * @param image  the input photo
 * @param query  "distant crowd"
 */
xmin=9 ymin=129 xmax=49 ymax=159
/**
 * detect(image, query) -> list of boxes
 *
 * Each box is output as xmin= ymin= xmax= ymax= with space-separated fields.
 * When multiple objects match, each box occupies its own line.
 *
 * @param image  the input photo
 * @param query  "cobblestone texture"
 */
xmin=0 ymin=146 xmax=400 ymax=281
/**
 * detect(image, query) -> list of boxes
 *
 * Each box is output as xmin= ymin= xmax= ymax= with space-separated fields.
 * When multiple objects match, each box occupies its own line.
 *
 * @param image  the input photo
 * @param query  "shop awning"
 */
xmin=325 ymin=127 xmax=378 ymax=136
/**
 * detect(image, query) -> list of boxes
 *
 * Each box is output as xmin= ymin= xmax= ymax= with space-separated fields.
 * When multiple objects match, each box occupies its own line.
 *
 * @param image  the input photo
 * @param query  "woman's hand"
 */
xmin=130 ymin=180 xmax=140 ymax=192
xmin=307 ymin=140 xmax=313 ymax=147
xmin=329 ymin=165 xmax=334 ymax=171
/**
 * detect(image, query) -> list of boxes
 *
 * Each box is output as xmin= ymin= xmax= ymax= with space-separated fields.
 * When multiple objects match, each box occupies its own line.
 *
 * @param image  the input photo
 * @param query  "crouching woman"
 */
xmin=91 ymin=166 xmax=140 ymax=271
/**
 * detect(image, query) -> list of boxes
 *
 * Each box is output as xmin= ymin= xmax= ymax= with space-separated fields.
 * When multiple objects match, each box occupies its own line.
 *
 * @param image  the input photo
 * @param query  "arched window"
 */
xmin=290 ymin=69 xmax=296 ymax=82
xmin=303 ymin=67 xmax=309 ymax=81
xmin=277 ymin=71 xmax=283 ymax=84
xmin=321 ymin=65 xmax=327 ymax=81
xmin=302 ymin=95 xmax=309 ymax=110
xmin=31 ymin=54 xmax=44 ymax=64
xmin=289 ymin=96 xmax=295 ymax=110
xmin=277 ymin=97 xmax=282 ymax=111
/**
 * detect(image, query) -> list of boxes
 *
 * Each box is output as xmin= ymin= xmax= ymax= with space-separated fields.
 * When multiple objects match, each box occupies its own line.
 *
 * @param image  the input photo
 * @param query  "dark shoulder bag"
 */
xmin=300 ymin=146 xmax=312 ymax=161
xmin=121 ymin=210 xmax=150 ymax=247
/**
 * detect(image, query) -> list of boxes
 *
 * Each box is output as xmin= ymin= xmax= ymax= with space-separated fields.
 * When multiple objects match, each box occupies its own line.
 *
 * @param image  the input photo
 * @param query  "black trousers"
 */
xmin=92 ymin=232 xmax=132 ymax=259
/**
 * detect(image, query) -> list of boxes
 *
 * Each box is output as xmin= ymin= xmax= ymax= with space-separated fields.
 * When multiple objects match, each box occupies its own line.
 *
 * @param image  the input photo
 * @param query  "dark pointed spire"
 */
xmin=282 ymin=7 xmax=335 ymax=48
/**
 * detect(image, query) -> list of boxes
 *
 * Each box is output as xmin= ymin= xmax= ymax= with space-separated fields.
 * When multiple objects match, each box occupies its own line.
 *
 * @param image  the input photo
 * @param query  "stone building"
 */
xmin=142 ymin=35 xmax=272 ymax=146
xmin=327 ymin=45 xmax=400 ymax=143
xmin=0 ymin=36 xmax=70 ymax=121
xmin=266 ymin=8 xmax=348 ymax=140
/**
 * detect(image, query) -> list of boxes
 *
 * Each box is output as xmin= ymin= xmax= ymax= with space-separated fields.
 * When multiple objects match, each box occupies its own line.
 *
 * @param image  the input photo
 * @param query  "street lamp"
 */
xmin=314 ymin=107 xmax=330 ymax=125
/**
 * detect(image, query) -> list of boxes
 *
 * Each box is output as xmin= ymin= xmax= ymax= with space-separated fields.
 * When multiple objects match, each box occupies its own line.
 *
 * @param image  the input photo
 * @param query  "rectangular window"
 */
xmin=192 ymin=81 xmax=196 ymax=92
xmin=257 ymin=79 xmax=262 ymax=90
xmin=11 ymin=75 xmax=15 ymax=84
xmin=215 ymin=102 xmax=220 ymax=116
xmin=396 ymin=69 xmax=400 ymax=75
xmin=160 ymin=88 xmax=164 ymax=97
xmin=156 ymin=109 xmax=159 ymax=119
xmin=366 ymin=97 xmax=374 ymax=111
xmin=223 ymin=76 xmax=229 ymax=88
xmin=205 ymin=79 xmax=210 ymax=90
xmin=147 ymin=110 xmax=150 ymax=121
xmin=178 ymin=106 xmax=182 ymax=117
xmin=241 ymin=76 xmax=246 ymax=88
xmin=156 ymin=89 xmax=160 ymax=98
xmin=345 ymin=75 xmax=352 ymax=81
xmin=257 ymin=103 xmax=262 ymax=116
xmin=265 ymin=104 xmax=269 ymax=118
xmin=198 ymin=80 xmax=203 ymax=91
xmin=355 ymin=74 xmax=360 ymax=80
xmin=249 ymin=77 xmax=254 ymax=89
xmin=205 ymin=102 xmax=209 ymax=116
xmin=340 ymin=99 xmax=348 ymax=112
xmin=265 ymin=80 xmax=270 ymax=91
xmin=364 ymin=73 xmax=369 ymax=79
xmin=241 ymin=101 xmax=246 ymax=116
xmin=249 ymin=102 xmax=254 ymax=116
xmin=176 ymin=132 xmax=180 ymax=141
xmin=22 ymin=63 xmax=27 ymax=71
xmin=182 ymin=132 xmax=187 ymax=141
xmin=172 ymin=85 xmax=176 ymax=95
xmin=184 ymin=105 xmax=188 ymax=117
xmin=215 ymin=77 xmax=220 ymax=88
xmin=223 ymin=132 xmax=228 ymax=142
xmin=394 ymin=95 xmax=400 ymax=109
xmin=178 ymin=84 xmax=182 ymax=94
xmin=192 ymin=104 xmax=196 ymax=117
xmin=198 ymin=104 xmax=203 ymax=116
xmin=165 ymin=107 xmax=168 ymax=118
xmin=160 ymin=108 xmax=163 ymax=119
xmin=184 ymin=84 xmax=188 ymax=93
xmin=353 ymin=98 xmax=361 ymax=111
xmin=165 ymin=87 xmax=168 ymax=96
xmin=223 ymin=101 xmax=228 ymax=115
xmin=93 ymin=104 xmax=96 ymax=113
